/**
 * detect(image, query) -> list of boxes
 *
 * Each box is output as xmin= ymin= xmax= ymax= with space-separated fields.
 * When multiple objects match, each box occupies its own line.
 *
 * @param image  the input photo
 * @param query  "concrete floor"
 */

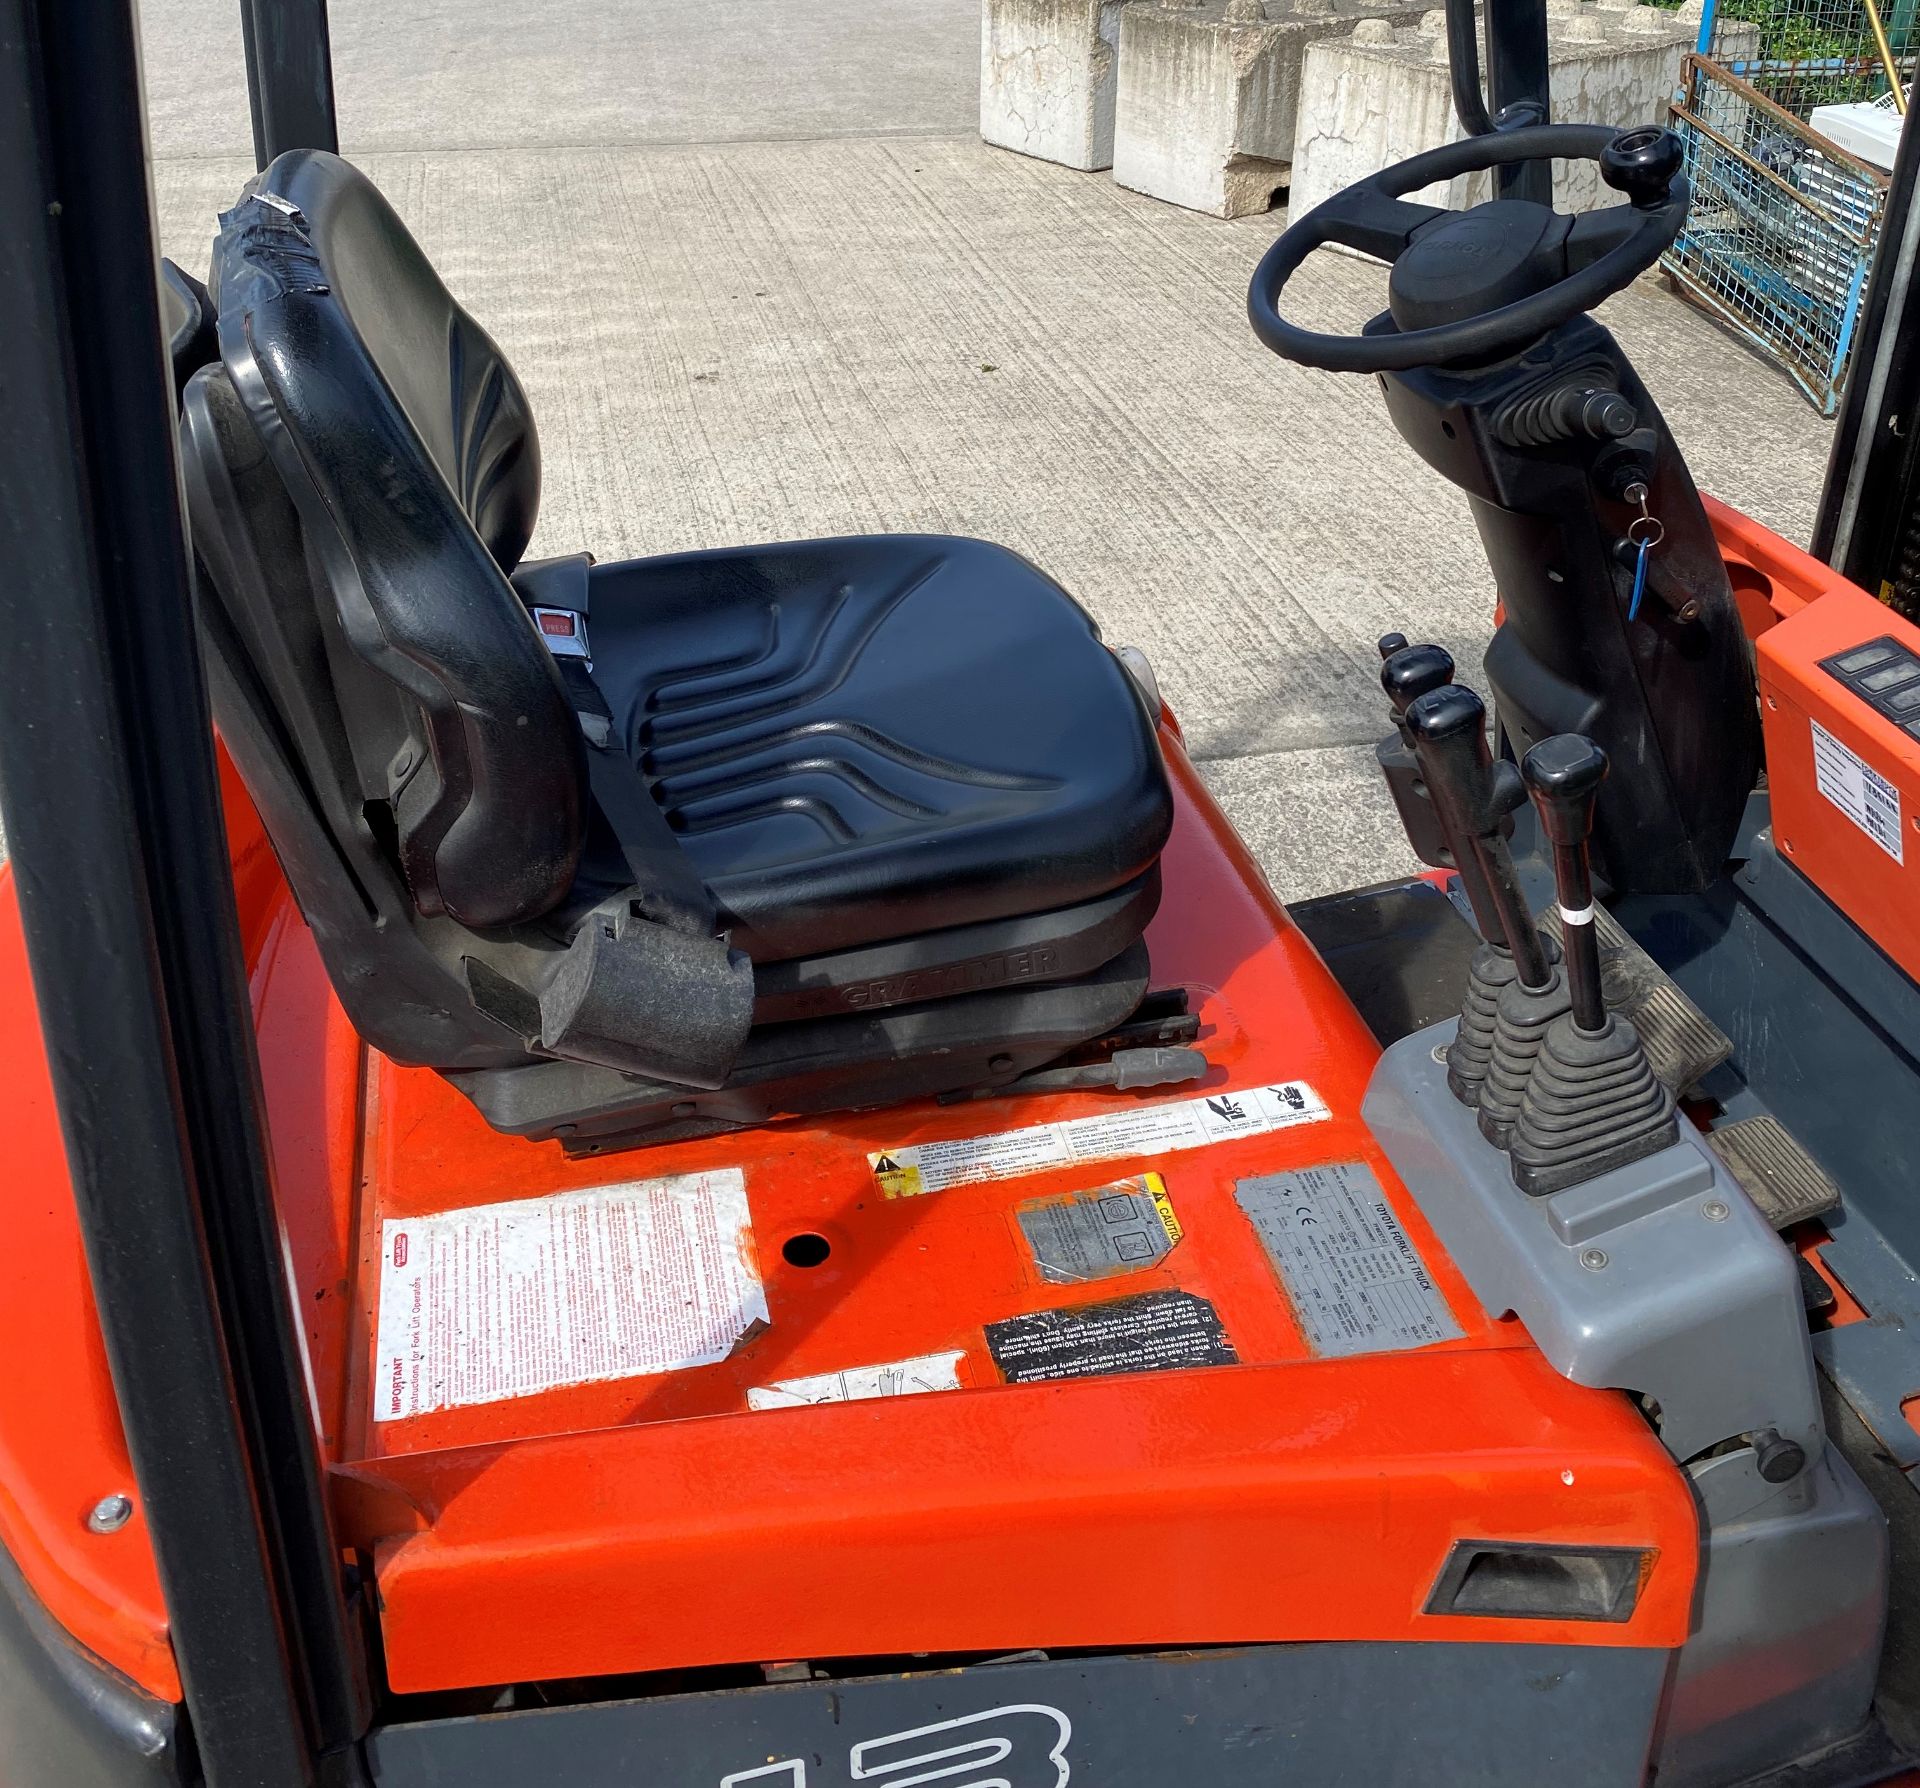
xmin=142 ymin=0 xmax=1836 ymax=901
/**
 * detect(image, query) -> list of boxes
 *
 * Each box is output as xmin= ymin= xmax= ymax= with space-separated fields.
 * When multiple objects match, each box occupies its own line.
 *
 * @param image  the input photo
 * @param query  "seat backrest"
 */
xmin=202 ymin=149 xmax=584 ymax=930
xmin=183 ymin=153 xmax=752 ymax=1088
xmin=159 ymin=257 xmax=217 ymax=400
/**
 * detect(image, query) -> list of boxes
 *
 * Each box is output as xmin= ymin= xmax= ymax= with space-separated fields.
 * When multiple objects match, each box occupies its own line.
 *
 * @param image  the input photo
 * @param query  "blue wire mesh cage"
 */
xmin=1663 ymin=52 xmax=1891 ymax=412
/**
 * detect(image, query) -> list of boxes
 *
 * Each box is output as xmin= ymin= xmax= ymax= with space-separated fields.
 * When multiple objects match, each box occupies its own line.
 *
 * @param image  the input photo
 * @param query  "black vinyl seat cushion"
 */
xmin=584 ymin=534 xmax=1172 ymax=963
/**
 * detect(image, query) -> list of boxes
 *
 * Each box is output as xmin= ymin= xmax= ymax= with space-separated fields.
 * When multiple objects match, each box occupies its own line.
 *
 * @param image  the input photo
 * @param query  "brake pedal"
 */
xmin=1540 ymin=900 xmax=1731 ymax=1095
xmin=1708 ymin=1114 xmax=1843 ymax=1232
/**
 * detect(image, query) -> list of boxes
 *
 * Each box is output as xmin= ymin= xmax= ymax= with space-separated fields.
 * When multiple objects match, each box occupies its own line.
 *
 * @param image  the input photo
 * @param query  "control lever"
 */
xmin=1526 ymin=735 xmax=1608 ymax=1031
xmin=1374 ymin=636 xmax=1461 ymax=874
xmin=1405 ymin=686 xmax=1551 ymax=988
xmin=1403 ymin=685 xmax=1565 ymax=1123
xmin=1378 ymin=645 xmax=1515 ymax=1108
xmin=1505 ymin=736 xmax=1679 ymax=1195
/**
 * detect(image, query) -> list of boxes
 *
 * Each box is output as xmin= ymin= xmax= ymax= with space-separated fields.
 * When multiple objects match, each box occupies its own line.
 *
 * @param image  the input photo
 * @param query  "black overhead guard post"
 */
xmin=1813 ymin=73 xmax=1920 ymax=610
xmin=0 ymin=0 xmax=364 ymax=1782
xmin=240 ymin=0 xmax=338 ymax=167
xmin=1443 ymin=0 xmax=1554 ymax=202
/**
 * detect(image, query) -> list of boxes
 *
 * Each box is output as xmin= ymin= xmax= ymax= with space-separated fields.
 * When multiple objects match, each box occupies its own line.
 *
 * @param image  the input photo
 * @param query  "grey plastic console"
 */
xmin=1364 ymin=1020 xmax=1822 ymax=1468
xmin=1365 ymin=1021 xmax=1886 ymax=1785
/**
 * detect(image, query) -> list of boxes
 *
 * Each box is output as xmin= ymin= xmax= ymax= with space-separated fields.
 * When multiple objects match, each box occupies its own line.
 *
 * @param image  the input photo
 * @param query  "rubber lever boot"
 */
xmin=1380 ymin=650 xmax=1505 ymax=1106
xmin=1404 ymin=686 xmax=1564 ymax=1121
xmin=1376 ymin=641 xmax=1461 ymax=873
xmin=1508 ymin=735 xmax=1679 ymax=1196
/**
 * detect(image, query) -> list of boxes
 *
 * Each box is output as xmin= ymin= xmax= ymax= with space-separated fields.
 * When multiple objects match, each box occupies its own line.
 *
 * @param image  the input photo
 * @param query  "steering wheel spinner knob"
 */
xmin=1601 ymin=126 xmax=1686 ymax=209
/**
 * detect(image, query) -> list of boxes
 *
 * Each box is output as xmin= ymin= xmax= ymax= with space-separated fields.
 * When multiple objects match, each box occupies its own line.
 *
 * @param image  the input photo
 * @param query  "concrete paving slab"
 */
xmin=139 ymin=0 xmax=982 ymax=162
xmin=1197 ymin=742 xmax=1424 ymax=899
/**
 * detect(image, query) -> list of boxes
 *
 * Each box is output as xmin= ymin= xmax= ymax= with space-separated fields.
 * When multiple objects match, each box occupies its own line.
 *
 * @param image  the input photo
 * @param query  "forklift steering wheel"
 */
xmin=1248 ymin=124 xmax=1687 ymax=374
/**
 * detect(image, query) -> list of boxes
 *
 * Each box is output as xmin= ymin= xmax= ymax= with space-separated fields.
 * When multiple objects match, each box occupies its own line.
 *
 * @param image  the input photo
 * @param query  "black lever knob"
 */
xmin=1406 ymin=686 xmax=1552 ymax=989
xmin=1522 ymin=734 xmax=1609 ymax=1031
xmin=1601 ymin=126 xmax=1684 ymax=211
xmin=1381 ymin=643 xmax=1455 ymax=718
xmin=1375 ymin=642 xmax=1462 ymax=880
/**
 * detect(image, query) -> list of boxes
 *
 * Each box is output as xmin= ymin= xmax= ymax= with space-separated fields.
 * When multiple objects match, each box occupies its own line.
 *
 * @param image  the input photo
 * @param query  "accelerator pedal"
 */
xmin=1708 ymin=1113 xmax=1843 ymax=1232
xmin=1541 ymin=901 xmax=1731 ymax=1094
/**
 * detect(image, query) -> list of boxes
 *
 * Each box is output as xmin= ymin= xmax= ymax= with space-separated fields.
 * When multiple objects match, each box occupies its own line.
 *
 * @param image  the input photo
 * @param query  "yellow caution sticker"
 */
xmin=1147 ymin=1174 xmax=1184 ymax=1245
xmin=869 ymin=1151 xmax=926 ymax=1199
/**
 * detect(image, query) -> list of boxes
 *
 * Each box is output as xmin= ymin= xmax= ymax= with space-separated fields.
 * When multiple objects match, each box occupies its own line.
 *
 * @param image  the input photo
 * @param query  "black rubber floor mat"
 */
xmin=1709 ymin=1113 xmax=1844 ymax=1231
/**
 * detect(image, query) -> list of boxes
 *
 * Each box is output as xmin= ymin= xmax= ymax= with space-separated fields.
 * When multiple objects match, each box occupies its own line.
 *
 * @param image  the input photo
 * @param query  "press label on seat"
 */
xmin=529 ymin=605 xmax=590 ymax=660
xmin=1812 ymin=720 xmax=1904 ymax=863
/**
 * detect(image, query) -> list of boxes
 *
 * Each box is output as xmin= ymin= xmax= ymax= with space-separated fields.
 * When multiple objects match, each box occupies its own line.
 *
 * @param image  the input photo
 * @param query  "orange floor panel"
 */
xmin=233 ymin=727 xmax=1701 ymax=1693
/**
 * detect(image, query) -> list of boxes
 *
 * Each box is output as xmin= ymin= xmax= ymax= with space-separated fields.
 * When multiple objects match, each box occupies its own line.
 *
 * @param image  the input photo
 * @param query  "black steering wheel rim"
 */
xmin=1247 ymin=124 xmax=1688 ymax=374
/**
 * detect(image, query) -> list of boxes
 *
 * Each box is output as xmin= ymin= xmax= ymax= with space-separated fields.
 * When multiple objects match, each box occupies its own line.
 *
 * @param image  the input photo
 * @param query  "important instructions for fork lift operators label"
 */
xmin=1236 ymin=1161 xmax=1462 ymax=1358
xmin=868 ymin=1083 xmax=1331 ymax=1197
xmin=375 ymin=1167 xmax=766 ymax=1421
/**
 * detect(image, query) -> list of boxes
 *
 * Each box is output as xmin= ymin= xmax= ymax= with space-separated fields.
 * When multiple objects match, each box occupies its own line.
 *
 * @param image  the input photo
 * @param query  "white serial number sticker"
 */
xmin=747 ymin=1349 xmax=966 ymax=1411
xmin=1812 ymin=719 xmax=1904 ymax=863
xmin=868 ymin=1082 xmax=1331 ymax=1197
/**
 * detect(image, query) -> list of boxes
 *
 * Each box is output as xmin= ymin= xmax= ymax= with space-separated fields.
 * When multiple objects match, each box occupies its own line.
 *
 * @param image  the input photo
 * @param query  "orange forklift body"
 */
xmin=1 ymin=714 xmax=1705 ymax=1702
xmin=1758 ymin=587 xmax=1920 ymax=986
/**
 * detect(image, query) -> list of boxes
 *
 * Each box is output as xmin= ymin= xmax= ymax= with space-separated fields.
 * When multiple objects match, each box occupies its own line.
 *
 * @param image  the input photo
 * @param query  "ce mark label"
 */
xmin=721 ymin=1703 xmax=1073 ymax=1787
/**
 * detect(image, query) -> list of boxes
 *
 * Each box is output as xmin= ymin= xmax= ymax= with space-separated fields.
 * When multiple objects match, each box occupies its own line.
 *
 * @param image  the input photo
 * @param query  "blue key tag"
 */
xmin=1624 ymin=485 xmax=1664 ymax=623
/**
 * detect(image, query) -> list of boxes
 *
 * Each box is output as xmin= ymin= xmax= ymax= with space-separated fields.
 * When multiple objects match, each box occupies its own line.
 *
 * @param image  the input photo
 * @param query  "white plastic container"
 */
xmin=1809 ymin=94 xmax=1904 ymax=171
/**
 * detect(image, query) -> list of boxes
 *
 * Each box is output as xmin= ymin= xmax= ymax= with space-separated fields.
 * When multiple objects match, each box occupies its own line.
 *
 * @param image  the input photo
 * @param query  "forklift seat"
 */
xmin=179 ymin=149 xmax=1172 ymax=1149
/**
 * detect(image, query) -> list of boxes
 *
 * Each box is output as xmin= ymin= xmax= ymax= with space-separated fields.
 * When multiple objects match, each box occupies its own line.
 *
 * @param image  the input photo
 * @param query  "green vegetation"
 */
xmin=1647 ymin=0 xmax=1908 ymax=112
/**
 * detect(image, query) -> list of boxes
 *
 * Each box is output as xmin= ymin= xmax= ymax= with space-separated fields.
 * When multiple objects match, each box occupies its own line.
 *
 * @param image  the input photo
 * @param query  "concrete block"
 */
xmin=1290 ymin=1 xmax=1744 ymax=222
xmin=1112 ymin=0 xmax=1434 ymax=217
xmin=981 ymin=0 xmax=1130 ymax=170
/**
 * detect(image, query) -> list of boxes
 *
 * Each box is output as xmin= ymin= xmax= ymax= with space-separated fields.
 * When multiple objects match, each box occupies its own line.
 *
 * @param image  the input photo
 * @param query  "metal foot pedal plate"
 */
xmin=1542 ymin=901 xmax=1732 ymax=1094
xmin=1708 ymin=1114 xmax=1843 ymax=1231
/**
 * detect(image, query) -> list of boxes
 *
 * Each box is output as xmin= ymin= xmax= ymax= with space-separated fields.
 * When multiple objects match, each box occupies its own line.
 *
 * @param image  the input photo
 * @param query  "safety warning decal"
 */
xmin=746 ymin=1348 xmax=967 ymax=1411
xmin=1812 ymin=720 xmax=1905 ymax=863
xmin=374 ymin=1167 xmax=766 ymax=1421
xmin=1016 ymin=1172 xmax=1181 ymax=1284
xmin=1236 ymin=1161 xmax=1462 ymax=1358
xmin=985 ymin=1289 xmax=1236 ymax=1383
xmin=869 ymin=1082 xmax=1330 ymax=1197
